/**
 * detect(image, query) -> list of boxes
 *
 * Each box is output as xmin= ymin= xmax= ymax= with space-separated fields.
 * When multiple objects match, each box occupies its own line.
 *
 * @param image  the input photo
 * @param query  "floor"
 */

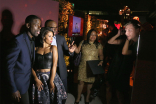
xmin=66 ymin=69 xmax=133 ymax=104
xmin=66 ymin=93 xmax=103 ymax=104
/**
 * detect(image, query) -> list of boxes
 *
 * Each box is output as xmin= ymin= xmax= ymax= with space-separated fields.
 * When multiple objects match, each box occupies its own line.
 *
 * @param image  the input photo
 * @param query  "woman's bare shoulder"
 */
xmin=50 ymin=45 xmax=57 ymax=52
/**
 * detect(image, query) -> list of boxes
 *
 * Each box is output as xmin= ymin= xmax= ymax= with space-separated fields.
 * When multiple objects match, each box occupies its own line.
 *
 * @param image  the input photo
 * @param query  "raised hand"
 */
xmin=68 ymin=41 xmax=76 ymax=53
xmin=120 ymin=29 xmax=125 ymax=35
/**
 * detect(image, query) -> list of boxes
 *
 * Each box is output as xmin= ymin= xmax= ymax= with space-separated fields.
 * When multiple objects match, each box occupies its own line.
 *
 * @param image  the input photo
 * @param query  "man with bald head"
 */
xmin=45 ymin=20 xmax=58 ymax=46
xmin=45 ymin=20 xmax=75 ymax=104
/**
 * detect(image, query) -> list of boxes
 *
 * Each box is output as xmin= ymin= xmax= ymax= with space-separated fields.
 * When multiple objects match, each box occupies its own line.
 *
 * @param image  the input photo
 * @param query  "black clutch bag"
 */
xmin=86 ymin=60 xmax=105 ymax=77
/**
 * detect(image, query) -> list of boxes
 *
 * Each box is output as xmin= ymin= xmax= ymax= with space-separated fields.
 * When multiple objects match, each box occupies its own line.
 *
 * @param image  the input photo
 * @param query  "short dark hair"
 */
xmin=44 ymin=19 xmax=54 ymax=27
xmin=124 ymin=20 xmax=141 ymax=29
xmin=25 ymin=15 xmax=41 ymax=24
xmin=38 ymin=27 xmax=54 ymax=46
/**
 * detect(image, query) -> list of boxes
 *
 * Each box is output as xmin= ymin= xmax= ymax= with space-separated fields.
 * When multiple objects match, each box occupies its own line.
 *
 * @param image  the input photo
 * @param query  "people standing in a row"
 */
xmin=74 ymin=29 xmax=104 ymax=104
xmin=3 ymin=15 xmax=76 ymax=104
xmin=106 ymin=20 xmax=140 ymax=104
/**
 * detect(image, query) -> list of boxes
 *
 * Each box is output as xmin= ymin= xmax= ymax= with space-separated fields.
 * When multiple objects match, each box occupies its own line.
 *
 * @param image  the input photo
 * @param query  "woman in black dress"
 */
xmin=32 ymin=27 xmax=67 ymax=104
xmin=106 ymin=20 xmax=140 ymax=104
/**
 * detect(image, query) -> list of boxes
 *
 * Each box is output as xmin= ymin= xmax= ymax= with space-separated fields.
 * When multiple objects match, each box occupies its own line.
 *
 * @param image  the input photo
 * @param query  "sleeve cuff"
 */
xmin=69 ymin=52 xmax=74 ymax=56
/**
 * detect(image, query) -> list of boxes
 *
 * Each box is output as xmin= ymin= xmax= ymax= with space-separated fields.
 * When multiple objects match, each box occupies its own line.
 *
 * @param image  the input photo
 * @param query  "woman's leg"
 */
xmin=75 ymin=80 xmax=84 ymax=102
xmin=86 ymin=83 xmax=93 ymax=102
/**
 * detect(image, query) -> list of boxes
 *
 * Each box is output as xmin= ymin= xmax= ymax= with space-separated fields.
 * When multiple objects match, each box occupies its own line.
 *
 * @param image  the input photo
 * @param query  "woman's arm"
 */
xmin=75 ymin=40 xmax=84 ymax=54
xmin=49 ymin=45 xmax=58 ymax=92
xmin=98 ymin=45 xmax=104 ymax=66
xmin=32 ymin=68 xmax=38 ymax=82
xmin=122 ymin=40 xmax=132 ymax=55
xmin=31 ymin=68 xmax=43 ymax=91
xmin=108 ymin=30 xmax=123 ymax=45
xmin=32 ymin=47 xmax=43 ymax=91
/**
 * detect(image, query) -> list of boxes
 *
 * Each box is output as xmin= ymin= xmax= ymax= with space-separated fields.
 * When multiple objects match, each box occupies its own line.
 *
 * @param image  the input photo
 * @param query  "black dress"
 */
xmin=107 ymin=41 xmax=138 ymax=92
xmin=32 ymin=52 xmax=67 ymax=104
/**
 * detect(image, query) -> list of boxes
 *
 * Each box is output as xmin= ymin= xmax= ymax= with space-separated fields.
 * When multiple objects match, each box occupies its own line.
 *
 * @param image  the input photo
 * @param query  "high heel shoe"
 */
xmin=74 ymin=96 xmax=82 ymax=104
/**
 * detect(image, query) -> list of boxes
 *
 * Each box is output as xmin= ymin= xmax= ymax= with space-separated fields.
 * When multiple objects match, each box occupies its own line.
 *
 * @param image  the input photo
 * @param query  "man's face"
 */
xmin=28 ymin=19 xmax=41 ymax=37
xmin=46 ymin=21 xmax=58 ymax=36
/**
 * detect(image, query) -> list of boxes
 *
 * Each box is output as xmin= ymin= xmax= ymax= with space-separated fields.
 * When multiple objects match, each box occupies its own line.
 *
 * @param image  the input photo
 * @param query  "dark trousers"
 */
xmin=57 ymin=67 xmax=67 ymax=104
xmin=4 ymin=91 xmax=29 ymax=104
xmin=14 ymin=91 xmax=30 ymax=104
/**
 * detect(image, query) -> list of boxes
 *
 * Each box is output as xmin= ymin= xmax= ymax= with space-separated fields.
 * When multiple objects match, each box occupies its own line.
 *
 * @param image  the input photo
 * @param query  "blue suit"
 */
xmin=5 ymin=32 xmax=35 ymax=95
xmin=55 ymin=35 xmax=74 ymax=91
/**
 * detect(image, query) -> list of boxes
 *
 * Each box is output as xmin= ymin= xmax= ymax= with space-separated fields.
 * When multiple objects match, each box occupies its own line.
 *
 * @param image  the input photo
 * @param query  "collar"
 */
xmin=28 ymin=34 xmax=35 ymax=41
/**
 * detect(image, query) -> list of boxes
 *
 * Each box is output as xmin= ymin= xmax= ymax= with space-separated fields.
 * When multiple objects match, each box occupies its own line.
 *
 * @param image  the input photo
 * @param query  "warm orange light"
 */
xmin=119 ymin=9 xmax=124 ymax=15
xmin=87 ymin=14 xmax=91 ymax=33
xmin=103 ymin=24 xmax=107 ymax=29
xmin=133 ymin=16 xmax=139 ymax=21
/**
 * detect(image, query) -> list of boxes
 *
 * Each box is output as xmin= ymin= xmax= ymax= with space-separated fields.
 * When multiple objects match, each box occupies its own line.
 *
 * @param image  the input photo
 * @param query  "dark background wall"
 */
xmin=131 ymin=30 xmax=156 ymax=104
xmin=0 ymin=0 xmax=59 ymax=35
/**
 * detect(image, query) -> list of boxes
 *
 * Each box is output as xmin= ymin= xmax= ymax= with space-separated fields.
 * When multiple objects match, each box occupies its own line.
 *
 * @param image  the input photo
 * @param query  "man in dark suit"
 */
xmin=45 ymin=20 xmax=75 ymax=104
xmin=4 ymin=15 xmax=41 ymax=104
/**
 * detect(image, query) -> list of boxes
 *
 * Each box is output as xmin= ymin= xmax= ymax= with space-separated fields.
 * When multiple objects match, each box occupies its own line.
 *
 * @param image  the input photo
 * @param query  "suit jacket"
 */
xmin=5 ymin=32 xmax=35 ymax=94
xmin=56 ymin=35 xmax=73 ymax=80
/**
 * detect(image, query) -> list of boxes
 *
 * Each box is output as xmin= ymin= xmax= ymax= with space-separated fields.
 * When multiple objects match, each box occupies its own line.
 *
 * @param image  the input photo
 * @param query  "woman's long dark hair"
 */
xmin=36 ymin=27 xmax=54 ymax=47
xmin=83 ymin=29 xmax=99 ymax=48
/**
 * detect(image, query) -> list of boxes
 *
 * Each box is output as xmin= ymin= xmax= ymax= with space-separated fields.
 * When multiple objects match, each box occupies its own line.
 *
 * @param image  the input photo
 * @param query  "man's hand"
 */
xmin=12 ymin=90 xmax=21 ymax=102
xmin=68 ymin=41 xmax=76 ymax=53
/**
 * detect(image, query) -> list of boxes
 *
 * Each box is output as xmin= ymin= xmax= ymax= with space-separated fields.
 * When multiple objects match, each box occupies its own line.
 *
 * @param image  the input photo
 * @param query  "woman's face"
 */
xmin=125 ymin=24 xmax=139 ymax=40
xmin=44 ymin=31 xmax=53 ymax=45
xmin=89 ymin=31 xmax=97 ymax=42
